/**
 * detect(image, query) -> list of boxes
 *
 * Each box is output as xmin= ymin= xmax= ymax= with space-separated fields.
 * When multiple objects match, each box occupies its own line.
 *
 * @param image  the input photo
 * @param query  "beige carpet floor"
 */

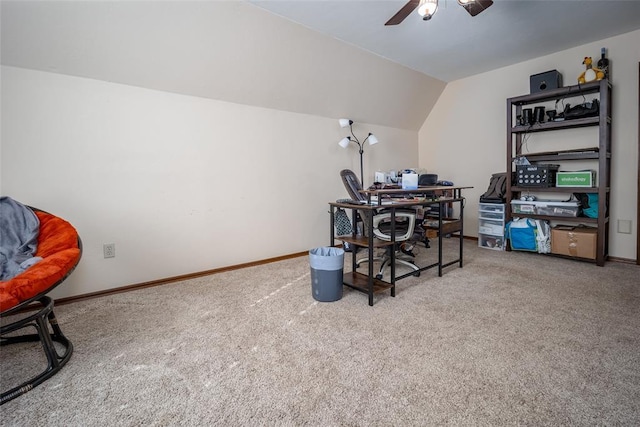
xmin=1 ymin=239 xmax=639 ymax=426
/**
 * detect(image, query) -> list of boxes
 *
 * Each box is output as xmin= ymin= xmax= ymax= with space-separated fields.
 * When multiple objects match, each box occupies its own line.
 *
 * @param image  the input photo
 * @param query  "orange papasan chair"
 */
xmin=0 ymin=199 xmax=82 ymax=405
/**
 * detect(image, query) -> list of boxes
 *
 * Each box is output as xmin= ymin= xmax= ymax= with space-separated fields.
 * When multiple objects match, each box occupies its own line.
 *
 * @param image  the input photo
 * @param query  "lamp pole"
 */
xmin=338 ymin=119 xmax=379 ymax=186
xmin=348 ymin=125 xmax=366 ymax=185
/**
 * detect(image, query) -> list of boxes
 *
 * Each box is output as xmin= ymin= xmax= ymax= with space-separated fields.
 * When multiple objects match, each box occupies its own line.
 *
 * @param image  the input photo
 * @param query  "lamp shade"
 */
xmin=367 ymin=133 xmax=379 ymax=145
xmin=339 ymin=118 xmax=353 ymax=128
xmin=338 ymin=137 xmax=351 ymax=148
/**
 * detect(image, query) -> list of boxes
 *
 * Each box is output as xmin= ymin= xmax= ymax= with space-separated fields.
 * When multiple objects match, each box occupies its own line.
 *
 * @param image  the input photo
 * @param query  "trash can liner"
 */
xmin=309 ymin=247 xmax=344 ymax=270
xmin=309 ymin=247 xmax=344 ymax=302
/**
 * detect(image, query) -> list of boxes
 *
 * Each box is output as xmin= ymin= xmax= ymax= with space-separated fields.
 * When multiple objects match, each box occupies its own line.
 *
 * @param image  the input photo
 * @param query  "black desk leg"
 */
xmin=390 ymin=207 xmax=396 ymax=298
xmin=459 ymin=199 xmax=464 ymax=267
xmin=368 ymin=211 xmax=374 ymax=306
xmin=329 ymin=206 xmax=335 ymax=247
xmin=438 ymin=201 xmax=443 ymax=277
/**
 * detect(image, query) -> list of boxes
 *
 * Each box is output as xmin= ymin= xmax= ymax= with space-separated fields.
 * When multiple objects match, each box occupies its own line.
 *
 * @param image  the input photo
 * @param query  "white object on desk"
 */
xmin=402 ymin=173 xmax=418 ymax=190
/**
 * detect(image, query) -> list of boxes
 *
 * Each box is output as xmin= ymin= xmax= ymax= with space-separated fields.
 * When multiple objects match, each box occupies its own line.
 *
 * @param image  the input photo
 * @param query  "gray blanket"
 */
xmin=0 ymin=196 xmax=42 ymax=281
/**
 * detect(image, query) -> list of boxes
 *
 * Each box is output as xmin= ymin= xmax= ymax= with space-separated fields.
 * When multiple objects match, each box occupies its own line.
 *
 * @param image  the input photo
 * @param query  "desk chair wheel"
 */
xmin=414 ymin=235 xmax=430 ymax=249
xmin=355 ymin=256 xmax=384 ymax=269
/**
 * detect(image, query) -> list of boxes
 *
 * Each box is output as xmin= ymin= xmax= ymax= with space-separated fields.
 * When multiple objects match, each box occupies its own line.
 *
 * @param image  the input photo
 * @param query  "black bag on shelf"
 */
xmin=480 ymin=172 xmax=507 ymax=203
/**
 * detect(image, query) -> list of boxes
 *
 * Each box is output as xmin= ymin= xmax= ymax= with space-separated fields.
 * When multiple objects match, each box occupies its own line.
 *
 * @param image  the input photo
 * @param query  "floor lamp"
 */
xmin=338 ymin=119 xmax=379 ymax=185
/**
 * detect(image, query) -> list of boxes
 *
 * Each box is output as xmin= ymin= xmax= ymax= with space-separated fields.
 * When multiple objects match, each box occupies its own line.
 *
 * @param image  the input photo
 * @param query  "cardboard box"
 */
xmin=556 ymin=171 xmax=596 ymax=187
xmin=551 ymin=225 xmax=597 ymax=259
xmin=426 ymin=229 xmax=438 ymax=239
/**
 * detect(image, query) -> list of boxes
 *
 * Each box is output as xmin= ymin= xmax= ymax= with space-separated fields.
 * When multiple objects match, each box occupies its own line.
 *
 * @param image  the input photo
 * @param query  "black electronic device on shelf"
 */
xmin=530 ymin=70 xmax=562 ymax=94
xmin=515 ymin=164 xmax=559 ymax=187
xmin=563 ymin=99 xmax=599 ymax=120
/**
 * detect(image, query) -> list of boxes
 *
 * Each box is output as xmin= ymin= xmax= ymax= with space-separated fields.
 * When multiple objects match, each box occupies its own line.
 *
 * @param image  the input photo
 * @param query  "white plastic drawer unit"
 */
xmin=479 ymin=220 xmax=504 ymax=236
xmin=478 ymin=203 xmax=505 ymax=251
xmin=478 ymin=234 xmax=505 ymax=250
xmin=479 ymin=203 xmax=505 ymax=213
xmin=479 ymin=211 xmax=504 ymax=220
xmin=479 ymin=203 xmax=505 ymax=220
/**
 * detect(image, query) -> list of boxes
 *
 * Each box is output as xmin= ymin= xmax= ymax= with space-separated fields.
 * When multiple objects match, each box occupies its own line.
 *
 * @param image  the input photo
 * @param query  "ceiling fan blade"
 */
xmin=385 ymin=0 xmax=421 ymax=26
xmin=462 ymin=0 xmax=493 ymax=17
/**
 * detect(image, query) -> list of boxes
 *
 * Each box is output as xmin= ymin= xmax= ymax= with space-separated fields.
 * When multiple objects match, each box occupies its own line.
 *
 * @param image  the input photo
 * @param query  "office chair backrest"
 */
xmin=372 ymin=212 xmax=416 ymax=242
xmin=340 ymin=169 xmax=366 ymax=202
xmin=339 ymin=168 xmax=374 ymax=236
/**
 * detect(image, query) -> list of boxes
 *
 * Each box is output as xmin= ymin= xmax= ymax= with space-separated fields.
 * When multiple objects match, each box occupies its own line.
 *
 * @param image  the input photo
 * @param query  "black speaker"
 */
xmin=419 ymin=174 xmax=438 ymax=186
xmin=530 ymin=70 xmax=562 ymax=94
xmin=533 ymin=106 xmax=545 ymax=123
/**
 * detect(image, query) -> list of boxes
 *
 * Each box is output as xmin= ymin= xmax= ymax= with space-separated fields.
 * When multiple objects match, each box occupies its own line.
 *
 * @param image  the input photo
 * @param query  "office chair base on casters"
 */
xmin=375 ymin=270 xmax=420 ymax=280
xmin=377 ymin=258 xmax=420 ymax=279
xmin=1 ymin=296 xmax=73 ymax=405
xmin=355 ymin=257 xmax=383 ymax=269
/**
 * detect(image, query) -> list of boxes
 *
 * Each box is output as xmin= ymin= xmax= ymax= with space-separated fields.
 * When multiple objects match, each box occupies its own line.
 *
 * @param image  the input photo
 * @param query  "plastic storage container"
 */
xmin=478 ymin=203 xmax=505 ymax=250
xmin=309 ymin=247 xmax=344 ymax=302
xmin=510 ymin=200 xmax=580 ymax=217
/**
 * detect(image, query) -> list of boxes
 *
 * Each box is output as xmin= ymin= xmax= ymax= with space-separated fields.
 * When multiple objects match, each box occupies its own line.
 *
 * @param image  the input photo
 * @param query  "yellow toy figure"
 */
xmin=578 ymin=57 xmax=605 ymax=84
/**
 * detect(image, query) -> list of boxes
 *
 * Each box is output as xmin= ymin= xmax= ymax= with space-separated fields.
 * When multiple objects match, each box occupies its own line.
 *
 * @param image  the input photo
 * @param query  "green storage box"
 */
xmin=556 ymin=171 xmax=596 ymax=187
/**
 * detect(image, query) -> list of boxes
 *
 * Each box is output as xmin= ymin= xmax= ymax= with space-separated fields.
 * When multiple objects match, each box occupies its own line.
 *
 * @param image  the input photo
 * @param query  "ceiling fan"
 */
xmin=385 ymin=0 xmax=494 ymax=25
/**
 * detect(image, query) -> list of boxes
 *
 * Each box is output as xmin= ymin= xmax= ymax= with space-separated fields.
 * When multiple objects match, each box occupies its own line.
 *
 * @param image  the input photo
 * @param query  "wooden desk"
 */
xmin=329 ymin=186 xmax=471 ymax=306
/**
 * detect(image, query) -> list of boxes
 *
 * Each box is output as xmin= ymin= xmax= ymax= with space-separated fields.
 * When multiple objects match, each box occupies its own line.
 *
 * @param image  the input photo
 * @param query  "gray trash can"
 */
xmin=309 ymin=247 xmax=344 ymax=302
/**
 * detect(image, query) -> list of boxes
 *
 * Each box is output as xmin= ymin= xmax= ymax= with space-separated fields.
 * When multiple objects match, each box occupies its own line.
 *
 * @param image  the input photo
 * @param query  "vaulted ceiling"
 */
xmin=2 ymin=1 xmax=640 ymax=131
xmin=250 ymin=0 xmax=640 ymax=82
xmin=1 ymin=1 xmax=447 ymax=130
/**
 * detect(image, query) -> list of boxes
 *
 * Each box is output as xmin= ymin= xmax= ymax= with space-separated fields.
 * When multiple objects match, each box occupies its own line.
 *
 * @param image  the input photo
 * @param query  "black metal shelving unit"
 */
xmin=506 ymin=79 xmax=612 ymax=266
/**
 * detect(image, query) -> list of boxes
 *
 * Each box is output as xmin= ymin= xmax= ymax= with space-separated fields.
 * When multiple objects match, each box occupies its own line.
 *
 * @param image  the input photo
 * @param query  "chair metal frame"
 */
xmin=367 ymin=212 xmax=420 ymax=279
xmin=0 ymin=208 xmax=82 ymax=405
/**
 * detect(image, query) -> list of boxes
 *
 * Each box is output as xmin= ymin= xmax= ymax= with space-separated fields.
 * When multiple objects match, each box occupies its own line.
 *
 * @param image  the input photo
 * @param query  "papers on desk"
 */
xmin=369 ymin=196 xmax=427 ymax=205
xmin=368 ymin=196 xmax=387 ymax=206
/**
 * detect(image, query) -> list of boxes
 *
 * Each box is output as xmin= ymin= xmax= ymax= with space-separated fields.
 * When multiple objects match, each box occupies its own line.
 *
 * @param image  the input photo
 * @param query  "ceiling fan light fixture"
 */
xmin=459 ymin=0 xmax=493 ymax=16
xmin=385 ymin=0 xmax=492 ymax=25
xmin=417 ymin=0 xmax=438 ymax=20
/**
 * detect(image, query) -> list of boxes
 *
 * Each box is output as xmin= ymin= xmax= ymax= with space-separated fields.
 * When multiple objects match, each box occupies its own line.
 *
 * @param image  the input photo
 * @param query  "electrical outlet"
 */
xmin=617 ymin=220 xmax=632 ymax=234
xmin=103 ymin=243 xmax=115 ymax=258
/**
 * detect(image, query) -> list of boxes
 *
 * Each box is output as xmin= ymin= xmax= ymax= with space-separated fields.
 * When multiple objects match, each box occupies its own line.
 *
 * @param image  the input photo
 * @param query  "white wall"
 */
xmin=1 ymin=66 xmax=418 ymax=299
xmin=420 ymin=29 xmax=640 ymax=260
xmin=1 ymin=1 xmax=446 ymax=131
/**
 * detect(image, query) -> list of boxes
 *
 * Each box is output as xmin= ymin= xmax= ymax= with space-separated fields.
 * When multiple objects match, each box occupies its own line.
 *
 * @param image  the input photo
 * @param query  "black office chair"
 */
xmin=339 ymin=169 xmax=420 ymax=278
xmin=339 ymin=168 xmax=372 ymax=236
xmin=340 ymin=169 xmax=430 ymax=247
